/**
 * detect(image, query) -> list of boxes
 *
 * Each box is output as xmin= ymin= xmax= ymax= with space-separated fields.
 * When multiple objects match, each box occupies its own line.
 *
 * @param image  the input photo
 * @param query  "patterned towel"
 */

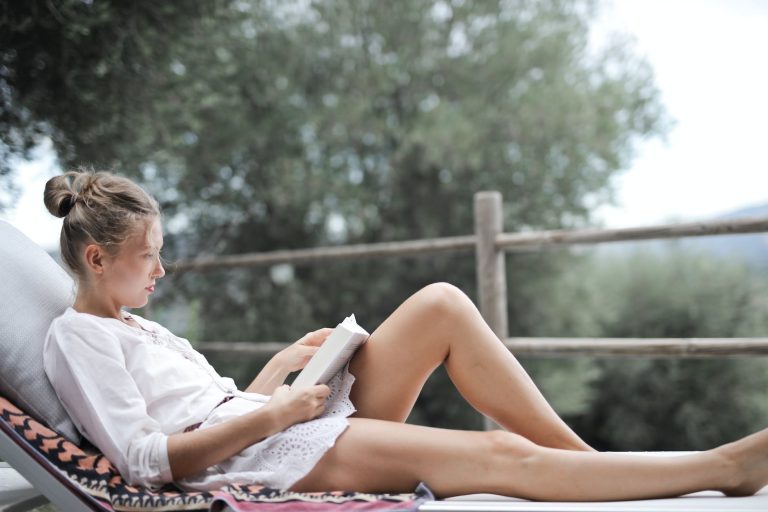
xmin=0 ymin=396 xmax=432 ymax=511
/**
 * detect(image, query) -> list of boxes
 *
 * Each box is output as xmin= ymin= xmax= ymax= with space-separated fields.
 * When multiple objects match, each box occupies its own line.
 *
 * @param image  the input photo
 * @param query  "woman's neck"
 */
xmin=73 ymin=286 xmax=125 ymax=321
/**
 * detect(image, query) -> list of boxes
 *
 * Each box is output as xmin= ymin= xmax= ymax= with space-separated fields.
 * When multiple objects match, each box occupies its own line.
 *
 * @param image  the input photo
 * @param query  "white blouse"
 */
xmin=43 ymin=307 xmax=269 ymax=488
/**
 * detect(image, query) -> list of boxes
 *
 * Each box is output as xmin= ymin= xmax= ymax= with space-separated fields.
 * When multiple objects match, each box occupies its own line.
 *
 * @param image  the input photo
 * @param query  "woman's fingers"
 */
xmin=315 ymin=386 xmax=329 ymax=416
xmin=300 ymin=345 xmax=320 ymax=363
xmin=269 ymin=385 xmax=329 ymax=424
xmin=314 ymin=384 xmax=331 ymax=399
xmin=293 ymin=385 xmax=329 ymax=420
xmin=299 ymin=328 xmax=334 ymax=346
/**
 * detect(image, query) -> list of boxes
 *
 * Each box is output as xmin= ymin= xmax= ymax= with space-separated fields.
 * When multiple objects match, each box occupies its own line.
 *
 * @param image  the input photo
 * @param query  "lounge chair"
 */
xmin=0 ymin=391 xmax=431 ymax=511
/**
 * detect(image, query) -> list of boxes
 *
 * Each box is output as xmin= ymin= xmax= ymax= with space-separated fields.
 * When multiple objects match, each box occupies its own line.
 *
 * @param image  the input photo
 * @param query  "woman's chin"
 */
xmin=127 ymin=298 xmax=149 ymax=309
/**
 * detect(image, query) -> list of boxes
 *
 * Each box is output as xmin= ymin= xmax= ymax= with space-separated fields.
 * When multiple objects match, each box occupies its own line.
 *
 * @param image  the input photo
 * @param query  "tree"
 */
xmin=0 ymin=0 xmax=222 ymax=210
xmin=1 ymin=0 xmax=670 ymax=428
xmin=158 ymin=0 xmax=667 ymax=341
xmin=546 ymin=248 xmax=768 ymax=450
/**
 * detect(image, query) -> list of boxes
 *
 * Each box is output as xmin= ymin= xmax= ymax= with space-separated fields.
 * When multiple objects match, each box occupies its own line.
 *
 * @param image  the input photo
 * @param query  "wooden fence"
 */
xmin=173 ymin=191 xmax=768 ymax=359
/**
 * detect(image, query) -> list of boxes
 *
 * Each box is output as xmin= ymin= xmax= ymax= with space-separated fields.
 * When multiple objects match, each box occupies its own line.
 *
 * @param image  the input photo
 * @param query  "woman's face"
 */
xmin=102 ymin=217 xmax=165 ymax=309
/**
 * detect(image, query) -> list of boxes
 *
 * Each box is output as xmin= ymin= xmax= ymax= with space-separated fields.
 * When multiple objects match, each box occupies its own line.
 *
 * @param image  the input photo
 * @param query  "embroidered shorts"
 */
xmin=177 ymin=365 xmax=356 ymax=491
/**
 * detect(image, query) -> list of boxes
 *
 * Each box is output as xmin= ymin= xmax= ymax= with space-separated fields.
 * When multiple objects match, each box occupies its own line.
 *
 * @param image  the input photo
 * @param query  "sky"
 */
xmin=591 ymin=0 xmax=768 ymax=227
xmin=3 ymin=0 xmax=768 ymax=250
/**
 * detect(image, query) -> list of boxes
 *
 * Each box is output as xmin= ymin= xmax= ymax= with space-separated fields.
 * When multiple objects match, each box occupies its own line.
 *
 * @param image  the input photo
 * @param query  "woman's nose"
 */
xmin=154 ymin=259 xmax=166 ymax=278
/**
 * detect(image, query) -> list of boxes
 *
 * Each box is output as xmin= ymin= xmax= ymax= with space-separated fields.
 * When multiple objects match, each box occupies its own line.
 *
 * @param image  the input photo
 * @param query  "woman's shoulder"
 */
xmin=51 ymin=307 xmax=115 ymax=329
xmin=47 ymin=307 xmax=125 ymax=347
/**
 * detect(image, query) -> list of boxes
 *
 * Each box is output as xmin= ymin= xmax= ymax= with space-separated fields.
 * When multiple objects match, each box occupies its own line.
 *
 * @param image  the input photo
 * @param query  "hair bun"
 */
xmin=60 ymin=193 xmax=79 ymax=217
xmin=44 ymin=174 xmax=79 ymax=218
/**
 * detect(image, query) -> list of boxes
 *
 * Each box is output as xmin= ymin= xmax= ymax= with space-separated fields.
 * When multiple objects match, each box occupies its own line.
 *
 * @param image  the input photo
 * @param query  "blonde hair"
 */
xmin=43 ymin=169 xmax=160 ymax=280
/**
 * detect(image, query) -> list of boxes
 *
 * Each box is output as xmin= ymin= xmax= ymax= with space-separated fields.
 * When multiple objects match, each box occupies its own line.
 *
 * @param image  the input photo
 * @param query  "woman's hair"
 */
xmin=43 ymin=169 xmax=160 ymax=279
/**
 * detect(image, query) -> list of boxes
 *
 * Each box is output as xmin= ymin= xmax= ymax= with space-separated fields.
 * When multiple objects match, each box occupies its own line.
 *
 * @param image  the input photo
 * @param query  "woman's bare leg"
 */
xmin=291 ymin=418 xmax=768 ymax=501
xmin=349 ymin=282 xmax=593 ymax=451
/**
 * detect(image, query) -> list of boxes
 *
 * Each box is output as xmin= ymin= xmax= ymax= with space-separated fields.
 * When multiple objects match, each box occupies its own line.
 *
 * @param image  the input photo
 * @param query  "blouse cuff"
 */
xmin=158 ymin=436 xmax=174 ymax=483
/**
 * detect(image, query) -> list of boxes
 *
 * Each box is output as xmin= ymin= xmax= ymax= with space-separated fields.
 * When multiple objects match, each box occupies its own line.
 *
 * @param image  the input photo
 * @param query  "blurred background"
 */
xmin=2 ymin=0 xmax=768 ymax=451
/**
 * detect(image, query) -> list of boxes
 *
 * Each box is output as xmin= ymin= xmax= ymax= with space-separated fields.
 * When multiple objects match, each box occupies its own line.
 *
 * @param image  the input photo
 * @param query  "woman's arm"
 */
xmin=45 ymin=321 xmax=175 ymax=485
xmin=245 ymin=328 xmax=333 ymax=394
xmin=167 ymin=383 xmax=331 ymax=481
xmin=244 ymin=356 xmax=292 ymax=395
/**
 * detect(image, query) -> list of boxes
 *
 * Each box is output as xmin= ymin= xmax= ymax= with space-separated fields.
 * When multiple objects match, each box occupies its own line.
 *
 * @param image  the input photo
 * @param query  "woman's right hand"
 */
xmin=264 ymin=384 xmax=331 ymax=430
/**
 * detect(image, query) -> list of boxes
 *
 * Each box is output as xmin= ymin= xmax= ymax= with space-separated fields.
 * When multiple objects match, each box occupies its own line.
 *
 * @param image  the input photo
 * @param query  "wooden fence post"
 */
xmin=474 ymin=191 xmax=508 ymax=430
xmin=474 ymin=191 xmax=508 ymax=339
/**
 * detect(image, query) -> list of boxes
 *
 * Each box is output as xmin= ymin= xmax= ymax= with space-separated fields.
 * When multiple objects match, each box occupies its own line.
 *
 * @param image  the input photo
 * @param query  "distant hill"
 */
xmin=684 ymin=203 xmax=768 ymax=268
xmin=717 ymin=203 xmax=768 ymax=220
xmin=597 ymin=203 xmax=768 ymax=269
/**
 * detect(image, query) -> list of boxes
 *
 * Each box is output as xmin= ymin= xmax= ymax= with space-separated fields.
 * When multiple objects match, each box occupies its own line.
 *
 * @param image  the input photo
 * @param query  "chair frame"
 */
xmin=0 ymin=413 xmax=107 ymax=511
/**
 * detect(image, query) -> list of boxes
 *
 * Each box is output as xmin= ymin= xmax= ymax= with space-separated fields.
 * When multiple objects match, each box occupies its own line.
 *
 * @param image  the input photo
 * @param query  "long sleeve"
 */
xmin=43 ymin=317 xmax=173 ymax=488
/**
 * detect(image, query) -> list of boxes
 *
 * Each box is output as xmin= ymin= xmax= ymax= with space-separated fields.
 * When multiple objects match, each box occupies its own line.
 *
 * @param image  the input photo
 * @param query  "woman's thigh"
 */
xmin=289 ymin=417 xmax=536 ymax=497
xmin=348 ymin=283 xmax=468 ymax=422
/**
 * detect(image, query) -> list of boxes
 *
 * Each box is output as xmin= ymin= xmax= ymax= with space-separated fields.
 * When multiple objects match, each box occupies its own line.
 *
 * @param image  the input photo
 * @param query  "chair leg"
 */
xmin=0 ymin=462 xmax=50 ymax=512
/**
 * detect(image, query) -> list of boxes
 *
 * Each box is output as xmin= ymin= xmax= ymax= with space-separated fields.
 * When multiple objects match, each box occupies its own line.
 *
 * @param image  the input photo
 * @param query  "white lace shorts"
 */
xmin=177 ymin=365 xmax=356 ymax=491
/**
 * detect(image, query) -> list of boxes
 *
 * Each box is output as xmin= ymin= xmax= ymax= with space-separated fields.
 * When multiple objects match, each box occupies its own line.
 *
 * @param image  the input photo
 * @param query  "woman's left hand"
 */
xmin=274 ymin=328 xmax=333 ymax=373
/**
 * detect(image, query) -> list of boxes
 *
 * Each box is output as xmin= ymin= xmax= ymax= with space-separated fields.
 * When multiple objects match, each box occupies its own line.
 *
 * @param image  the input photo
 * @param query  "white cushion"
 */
xmin=0 ymin=220 xmax=80 ymax=443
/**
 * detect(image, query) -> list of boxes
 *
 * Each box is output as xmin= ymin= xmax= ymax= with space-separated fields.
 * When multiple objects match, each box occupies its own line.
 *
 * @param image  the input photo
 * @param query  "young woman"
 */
xmin=43 ymin=170 xmax=768 ymax=501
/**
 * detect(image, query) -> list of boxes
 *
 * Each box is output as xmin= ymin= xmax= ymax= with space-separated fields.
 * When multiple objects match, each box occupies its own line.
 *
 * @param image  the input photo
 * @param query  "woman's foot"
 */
xmin=713 ymin=427 xmax=768 ymax=497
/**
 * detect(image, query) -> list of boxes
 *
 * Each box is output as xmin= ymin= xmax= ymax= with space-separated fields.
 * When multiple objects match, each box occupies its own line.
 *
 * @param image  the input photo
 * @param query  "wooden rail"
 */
xmin=172 ymin=236 xmax=476 ymax=272
xmin=171 ymin=208 xmax=768 ymax=272
xmin=504 ymin=337 xmax=768 ymax=357
xmin=175 ymin=191 xmax=768 ymax=359
xmin=198 ymin=338 xmax=768 ymax=359
xmin=495 ymin=217 xmax=768 ymax=251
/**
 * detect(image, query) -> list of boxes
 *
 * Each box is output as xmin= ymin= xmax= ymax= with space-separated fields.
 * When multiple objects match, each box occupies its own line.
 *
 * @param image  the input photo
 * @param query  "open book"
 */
xmin=292 ymin=315 xmax=370 ymax=389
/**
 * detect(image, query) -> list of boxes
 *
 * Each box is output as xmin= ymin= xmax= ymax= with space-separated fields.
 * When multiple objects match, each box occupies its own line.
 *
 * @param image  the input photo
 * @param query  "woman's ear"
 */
xmin=83 ymin=244 xmax=106 ymax=276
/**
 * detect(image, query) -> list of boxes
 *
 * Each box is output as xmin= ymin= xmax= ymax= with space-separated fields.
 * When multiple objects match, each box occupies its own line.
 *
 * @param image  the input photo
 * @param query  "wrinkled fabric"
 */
xmin=44 ymin=307 xmax=266 ymax=487
xmin=178 ymin=364 xmax=355 ymax=491
xmin=44 ymin=307 xmax=354 ymax=491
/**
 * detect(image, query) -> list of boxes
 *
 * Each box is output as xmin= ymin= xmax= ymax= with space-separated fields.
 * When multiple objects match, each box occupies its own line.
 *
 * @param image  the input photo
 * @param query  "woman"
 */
xmin=42 ymin=170 xmax=768 ymax=501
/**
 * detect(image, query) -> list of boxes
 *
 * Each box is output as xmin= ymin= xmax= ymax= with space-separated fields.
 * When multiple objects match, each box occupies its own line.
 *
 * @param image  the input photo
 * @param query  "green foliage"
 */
xmin=2 ymin=0 xmax=676 ymax=430
xmin=0 ymin=0 xmax=224 ymax=209
xmin=533 ymin=247 xmax=768 ymax=450
xmin=141 ymin=0 xmax=666 ymax=353
xmin=592 ymin=247 xmax=768 ymax=338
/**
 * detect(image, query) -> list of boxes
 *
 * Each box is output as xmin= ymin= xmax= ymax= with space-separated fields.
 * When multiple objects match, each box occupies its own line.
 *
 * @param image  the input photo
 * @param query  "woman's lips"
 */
xmin=145 ymin=286 xmax=155 ymax=293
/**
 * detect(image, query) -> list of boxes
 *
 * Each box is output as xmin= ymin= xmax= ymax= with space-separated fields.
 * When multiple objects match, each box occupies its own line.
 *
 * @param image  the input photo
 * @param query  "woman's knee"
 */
xmin=413 ymin=282 xmax=473 ymax=317
xmin=482 ymin=430 xmax=540 ymax=468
